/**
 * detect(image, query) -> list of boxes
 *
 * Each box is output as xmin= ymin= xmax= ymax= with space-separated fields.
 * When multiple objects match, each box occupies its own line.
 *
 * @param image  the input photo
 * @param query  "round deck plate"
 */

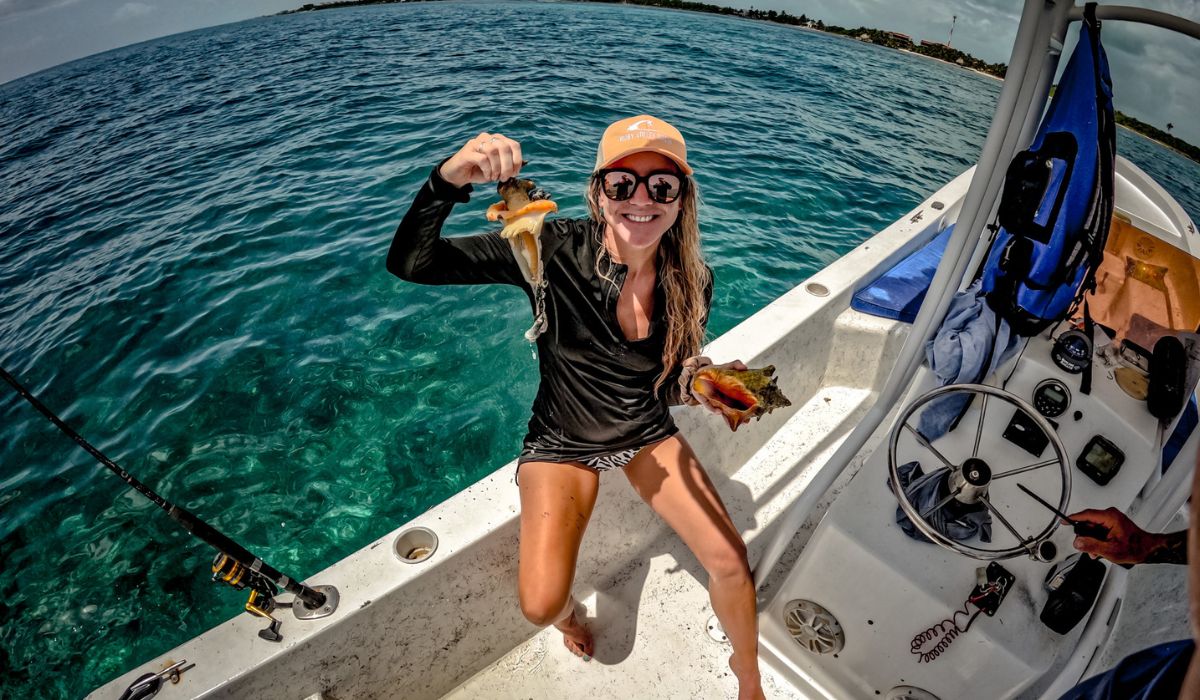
xmin=705 ymin=615 xmax=729 ymax=644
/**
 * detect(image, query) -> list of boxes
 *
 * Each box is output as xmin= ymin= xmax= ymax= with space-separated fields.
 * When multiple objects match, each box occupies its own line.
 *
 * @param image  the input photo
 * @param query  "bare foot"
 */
xmin=730 ymin=653 xmax=765 ymax=700
xmin=554 ymin=610 xmax=594 ymax=661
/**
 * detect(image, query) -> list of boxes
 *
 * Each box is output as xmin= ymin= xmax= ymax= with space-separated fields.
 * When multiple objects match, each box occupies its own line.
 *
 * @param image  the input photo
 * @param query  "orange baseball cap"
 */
xmin=594 ymin=115 xmax=692 ymax=176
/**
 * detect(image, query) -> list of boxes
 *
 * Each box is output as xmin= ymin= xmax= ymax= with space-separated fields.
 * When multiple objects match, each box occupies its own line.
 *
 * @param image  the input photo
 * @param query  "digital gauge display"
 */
xmin=1076 ymin=435 xmax=1125 ymax=486
xmin=1033 ymin=379 xmax=1071 ymax=418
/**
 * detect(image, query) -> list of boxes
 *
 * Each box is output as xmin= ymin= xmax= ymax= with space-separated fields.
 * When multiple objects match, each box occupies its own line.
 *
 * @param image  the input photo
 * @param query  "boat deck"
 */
xmin=445 ymin=384 xmax=881 ymax=700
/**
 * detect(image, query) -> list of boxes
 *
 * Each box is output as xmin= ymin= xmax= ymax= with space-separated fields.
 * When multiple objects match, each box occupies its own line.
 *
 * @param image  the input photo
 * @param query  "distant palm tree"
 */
xmin=1167 ymin=123 xmax=1175 ymax=134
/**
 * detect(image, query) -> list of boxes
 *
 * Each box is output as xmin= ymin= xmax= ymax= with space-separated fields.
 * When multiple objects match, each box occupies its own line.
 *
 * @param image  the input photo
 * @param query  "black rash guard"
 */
xmin=386 ymin=164 xmax=713 ymax=465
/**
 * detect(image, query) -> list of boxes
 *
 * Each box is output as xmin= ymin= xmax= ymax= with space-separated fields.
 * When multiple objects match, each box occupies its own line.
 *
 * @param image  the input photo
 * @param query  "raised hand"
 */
xmin=439 ymin=132 xmax=524 ymax=188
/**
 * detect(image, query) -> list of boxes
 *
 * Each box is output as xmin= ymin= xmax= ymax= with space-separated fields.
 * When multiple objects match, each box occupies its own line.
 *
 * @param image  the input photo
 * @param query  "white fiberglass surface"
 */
xmin=1113 ymin=157 xmax=1198 ymax=255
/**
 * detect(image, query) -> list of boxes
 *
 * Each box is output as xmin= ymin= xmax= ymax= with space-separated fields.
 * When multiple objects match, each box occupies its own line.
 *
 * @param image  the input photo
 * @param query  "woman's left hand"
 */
xmin=679 ymin=356 xmax=748 ymax=415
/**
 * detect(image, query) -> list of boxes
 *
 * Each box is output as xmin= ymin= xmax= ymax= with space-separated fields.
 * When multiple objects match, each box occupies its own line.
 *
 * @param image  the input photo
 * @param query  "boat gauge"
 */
xmin=1033 ymin=379 xmax=1071 ymax=418
xmin=1052 ymin=330 xmax=1092 ymax=374
xmin=1076 ymin=435 xmax=1125 ymax=486
xmin=1003 ymin=410 xmax=1052 ymax=457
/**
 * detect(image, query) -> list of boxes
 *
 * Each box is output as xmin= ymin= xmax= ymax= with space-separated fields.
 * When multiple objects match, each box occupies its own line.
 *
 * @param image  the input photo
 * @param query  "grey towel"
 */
xmin=888 ymin=460 xmax=992 ymax=544
xmin=918 ymin=280 xmax=1019 ymax=441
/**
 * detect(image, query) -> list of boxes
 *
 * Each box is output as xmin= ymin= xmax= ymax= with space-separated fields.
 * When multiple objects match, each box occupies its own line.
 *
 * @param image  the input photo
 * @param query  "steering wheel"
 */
xmin=888 ymin=383 xmax=1072 ymax=560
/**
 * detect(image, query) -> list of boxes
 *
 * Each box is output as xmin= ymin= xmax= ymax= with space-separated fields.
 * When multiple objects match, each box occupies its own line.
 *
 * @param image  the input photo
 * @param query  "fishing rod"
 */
xmin=0 ymin=366 xmax=338 ymax=643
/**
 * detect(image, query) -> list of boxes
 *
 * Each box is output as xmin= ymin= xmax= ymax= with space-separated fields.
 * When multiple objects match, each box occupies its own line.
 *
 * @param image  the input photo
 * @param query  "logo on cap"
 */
xmin=627 ymin=119 xmax=654 ymax=131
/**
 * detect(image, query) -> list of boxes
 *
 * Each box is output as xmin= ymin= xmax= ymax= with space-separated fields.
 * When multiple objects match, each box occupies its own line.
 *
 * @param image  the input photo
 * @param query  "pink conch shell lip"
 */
xmin=690 ymin=365 xmax=792 ymax=432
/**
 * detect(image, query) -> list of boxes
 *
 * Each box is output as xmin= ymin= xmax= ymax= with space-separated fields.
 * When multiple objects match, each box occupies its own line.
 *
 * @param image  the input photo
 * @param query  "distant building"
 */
xmin=858 ymin=33 xmax=871 ymax=41
xmin=920 ymin=39 xmax=951 ymax=50
xmin=887 ymin=31 xmax=913 ymax=44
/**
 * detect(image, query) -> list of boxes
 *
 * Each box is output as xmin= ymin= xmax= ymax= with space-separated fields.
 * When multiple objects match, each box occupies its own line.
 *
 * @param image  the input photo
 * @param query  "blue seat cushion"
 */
xmin=851 ymin=225 xmax=954 ymax=323
xmin=1162 ymin=397 xmax=1198 ymax=472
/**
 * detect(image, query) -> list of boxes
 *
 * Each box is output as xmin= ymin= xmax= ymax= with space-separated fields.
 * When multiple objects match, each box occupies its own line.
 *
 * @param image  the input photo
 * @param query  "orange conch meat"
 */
xmin=691 ymin=365 xmax=792 ymax=431
xmin=488 ymin=178 xmax=557 ymax=289
xmin=488 ymin=177 xmax=556 ymax=341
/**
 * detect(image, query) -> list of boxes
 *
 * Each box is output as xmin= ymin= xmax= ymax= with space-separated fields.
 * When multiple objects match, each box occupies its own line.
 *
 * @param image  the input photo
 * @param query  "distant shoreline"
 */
xmin=896 ymin=48 xmax=1003 ymax=82
xmin=1119 ymin=124 xmax=1193 ymax=161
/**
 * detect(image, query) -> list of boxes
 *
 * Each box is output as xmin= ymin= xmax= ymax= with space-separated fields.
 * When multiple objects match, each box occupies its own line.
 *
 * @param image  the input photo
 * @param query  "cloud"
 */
xmin=0 ymin=0 xmax=79 ymax=23
xmin=0 ymin=29 xmax=44 ymax=54
xmin=113 ymin=1 xmax=152 ymax=21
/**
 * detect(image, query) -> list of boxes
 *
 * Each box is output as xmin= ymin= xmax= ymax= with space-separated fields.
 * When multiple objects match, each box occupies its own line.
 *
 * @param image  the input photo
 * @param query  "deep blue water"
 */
xmin=1 ymin=2 xmax=1197 ymax=696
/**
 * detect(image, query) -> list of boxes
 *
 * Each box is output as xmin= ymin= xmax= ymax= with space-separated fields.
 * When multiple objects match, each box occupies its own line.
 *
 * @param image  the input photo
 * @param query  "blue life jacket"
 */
xmin=981 ymin=3 xmax=1116 ymax=336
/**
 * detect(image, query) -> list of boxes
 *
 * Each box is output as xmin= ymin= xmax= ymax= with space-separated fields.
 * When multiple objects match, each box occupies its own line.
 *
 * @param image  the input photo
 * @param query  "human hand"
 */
xmin=680 ymin=356 xmax=749 ymax=419
xmin=679 ymin=356 xmax=712 ymax=408
xmin=439 ymin=132 xmax=524 ymax=188
xmin=1068 ymin=507 xmax=1157 ymax=565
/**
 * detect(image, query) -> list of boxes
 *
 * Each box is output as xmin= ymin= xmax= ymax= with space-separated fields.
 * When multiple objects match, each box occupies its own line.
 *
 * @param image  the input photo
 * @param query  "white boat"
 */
xmin=91 ymin=2 xmax=1200 ymax=698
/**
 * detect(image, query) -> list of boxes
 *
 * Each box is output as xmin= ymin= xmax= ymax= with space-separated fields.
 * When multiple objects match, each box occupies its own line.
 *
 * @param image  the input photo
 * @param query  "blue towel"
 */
xmin=918 ymin=280 xmax=1019 ymax=441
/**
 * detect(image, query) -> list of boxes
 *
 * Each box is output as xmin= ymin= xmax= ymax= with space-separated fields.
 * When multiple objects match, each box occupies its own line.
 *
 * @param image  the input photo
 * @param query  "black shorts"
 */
xmin=513 ymin=432 xmax=675 ymax=484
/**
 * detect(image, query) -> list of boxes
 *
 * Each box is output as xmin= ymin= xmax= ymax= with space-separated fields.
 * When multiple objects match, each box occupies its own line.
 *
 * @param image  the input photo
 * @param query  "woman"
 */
xmin=387 ymin=115 xmax=764 ymax=700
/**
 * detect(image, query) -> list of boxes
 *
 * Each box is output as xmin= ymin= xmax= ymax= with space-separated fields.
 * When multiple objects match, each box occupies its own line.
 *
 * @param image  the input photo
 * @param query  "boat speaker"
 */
xmin=783 ymin=599 xmax=844 ymax=655
xmin=886 ymin=687 xmax=941 ymax=700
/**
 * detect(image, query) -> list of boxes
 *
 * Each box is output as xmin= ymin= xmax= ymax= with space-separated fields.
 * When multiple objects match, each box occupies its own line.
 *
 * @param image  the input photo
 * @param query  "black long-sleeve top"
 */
xmin=387 ymin=165 xmax=713 ymax=464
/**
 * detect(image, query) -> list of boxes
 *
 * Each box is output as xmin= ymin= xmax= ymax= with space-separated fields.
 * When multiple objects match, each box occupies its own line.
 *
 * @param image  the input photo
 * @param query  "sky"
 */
xmin=1 ymin=0 xmax=1197 ymax=143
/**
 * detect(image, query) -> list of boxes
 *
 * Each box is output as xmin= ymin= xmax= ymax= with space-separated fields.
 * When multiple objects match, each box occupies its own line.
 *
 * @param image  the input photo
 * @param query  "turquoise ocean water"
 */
xmin=1 ymin=2 xmax=1197 ymax=696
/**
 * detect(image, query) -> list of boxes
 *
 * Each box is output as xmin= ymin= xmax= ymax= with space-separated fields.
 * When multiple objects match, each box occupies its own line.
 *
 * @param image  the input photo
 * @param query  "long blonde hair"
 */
xmin=585 ymin=174 xmax=711 ymax=395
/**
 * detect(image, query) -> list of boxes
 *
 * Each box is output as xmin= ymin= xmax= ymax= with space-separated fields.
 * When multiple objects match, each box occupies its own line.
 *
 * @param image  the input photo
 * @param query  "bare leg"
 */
xmin=623 ymin=435 xmax=765 ymax=700
xmin=518 ymin=460 xmax=600 ymax=659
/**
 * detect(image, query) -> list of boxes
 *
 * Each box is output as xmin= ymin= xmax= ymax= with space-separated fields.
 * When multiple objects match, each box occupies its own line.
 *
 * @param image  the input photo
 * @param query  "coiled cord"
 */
xmin=909 ymin=590 xmax=990 ymax=663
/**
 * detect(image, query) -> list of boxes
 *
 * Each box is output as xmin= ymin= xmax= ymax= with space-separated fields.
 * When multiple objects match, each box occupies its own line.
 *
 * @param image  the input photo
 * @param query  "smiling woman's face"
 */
xmin=599 ymin=151 xmax=683 ymax=254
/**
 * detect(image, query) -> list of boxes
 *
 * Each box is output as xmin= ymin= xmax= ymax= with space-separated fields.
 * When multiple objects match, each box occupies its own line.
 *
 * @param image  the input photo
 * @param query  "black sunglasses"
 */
xmin=597 ymin=168 xmax=686 ymax=204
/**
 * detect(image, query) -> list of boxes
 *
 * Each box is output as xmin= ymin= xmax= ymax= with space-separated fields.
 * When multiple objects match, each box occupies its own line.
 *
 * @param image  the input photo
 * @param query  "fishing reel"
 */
xmin=211 ymin=552 xmax=286 ymax=642
xmin=211 ymin=552 xmax=340 ymax=642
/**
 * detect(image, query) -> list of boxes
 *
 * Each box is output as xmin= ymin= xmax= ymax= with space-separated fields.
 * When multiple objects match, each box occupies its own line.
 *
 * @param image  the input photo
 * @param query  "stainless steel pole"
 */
xmin=1074 ymin=5 xmax=1200 ymax=40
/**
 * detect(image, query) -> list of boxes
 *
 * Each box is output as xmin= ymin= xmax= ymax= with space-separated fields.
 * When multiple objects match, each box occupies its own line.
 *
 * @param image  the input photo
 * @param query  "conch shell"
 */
xmin=691 ymin=365 xmax=792 ymax=431
xmin=487 ymin=178 xmax=556 ymax=289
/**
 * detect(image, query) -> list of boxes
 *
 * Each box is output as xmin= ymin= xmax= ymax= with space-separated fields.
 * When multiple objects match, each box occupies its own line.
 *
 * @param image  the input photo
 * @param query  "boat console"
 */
xmin=760 ymin=317 xmax=1186 ymax=698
